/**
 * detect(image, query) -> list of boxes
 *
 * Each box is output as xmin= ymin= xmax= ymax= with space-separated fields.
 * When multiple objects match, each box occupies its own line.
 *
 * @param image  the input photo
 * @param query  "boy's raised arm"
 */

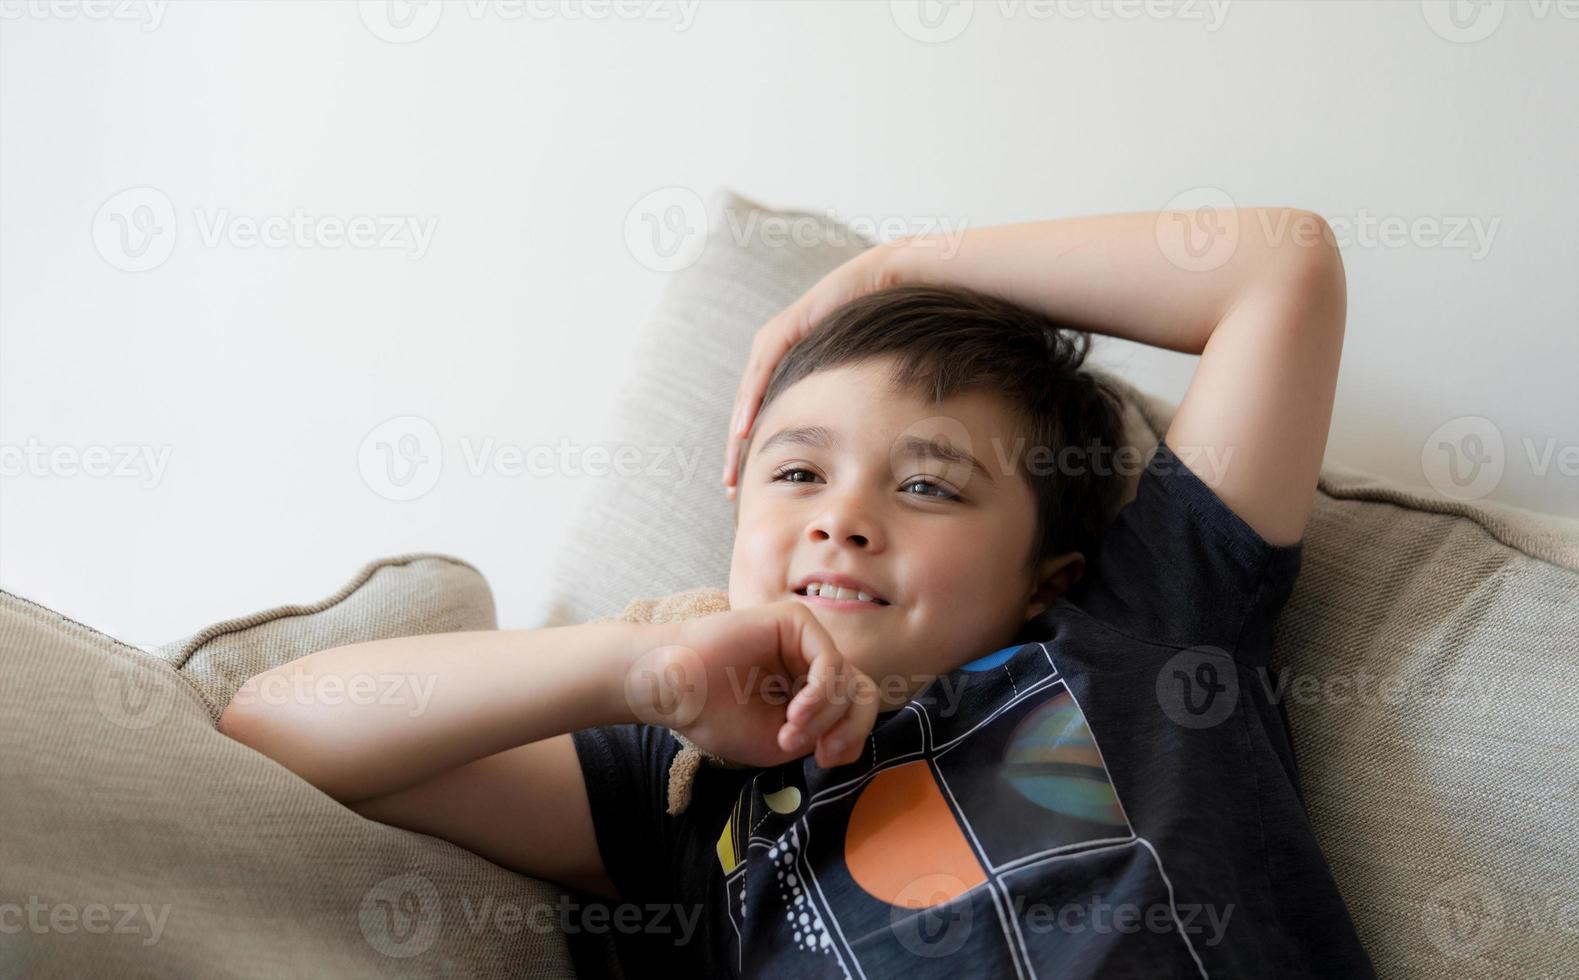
xmin=886 ymin=208 xmax=1348 ymax=547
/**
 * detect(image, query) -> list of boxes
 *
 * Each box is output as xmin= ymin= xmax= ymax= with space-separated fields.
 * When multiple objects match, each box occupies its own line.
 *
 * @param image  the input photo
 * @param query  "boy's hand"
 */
xmin=623 ymin=600 xmax=880 ymax=770
xmin=722 ymin=243 xmax=906 ymax=501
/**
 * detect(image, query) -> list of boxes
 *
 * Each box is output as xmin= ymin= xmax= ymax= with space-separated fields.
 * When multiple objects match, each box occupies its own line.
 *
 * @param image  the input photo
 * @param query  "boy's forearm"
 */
xmin=881 ymin=208 xmax=1337 ymax=355
xmin=218 ymin=619 xmax=660 ymax=803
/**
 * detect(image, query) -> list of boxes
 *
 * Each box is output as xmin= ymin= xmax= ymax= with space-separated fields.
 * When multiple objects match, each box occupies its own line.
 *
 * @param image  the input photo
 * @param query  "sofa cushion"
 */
xmin=0 ymin=553 xmax=587 ymax=978
xmin=539 ymin=186 xmax=1579 ymax=978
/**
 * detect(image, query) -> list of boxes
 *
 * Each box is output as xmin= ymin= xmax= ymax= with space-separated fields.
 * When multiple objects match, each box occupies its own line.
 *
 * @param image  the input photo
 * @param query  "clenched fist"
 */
xmin=622 ymin=599 xmax=881 ymax=770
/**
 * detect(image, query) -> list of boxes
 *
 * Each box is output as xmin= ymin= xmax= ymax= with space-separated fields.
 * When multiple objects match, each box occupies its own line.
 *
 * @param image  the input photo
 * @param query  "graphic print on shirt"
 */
xmin=714 ymin=641 xmax=1204 ymax=979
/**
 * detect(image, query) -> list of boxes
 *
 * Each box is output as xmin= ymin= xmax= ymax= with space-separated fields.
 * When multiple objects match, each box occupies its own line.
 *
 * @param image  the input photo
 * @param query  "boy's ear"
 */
xmin=1025 ymin=551 xmax=1085 ymax=620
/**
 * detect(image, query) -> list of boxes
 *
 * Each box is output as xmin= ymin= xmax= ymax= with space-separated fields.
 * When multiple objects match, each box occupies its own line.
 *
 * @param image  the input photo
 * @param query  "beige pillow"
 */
xmin=0 ymin=553 xmax=589 ymax=978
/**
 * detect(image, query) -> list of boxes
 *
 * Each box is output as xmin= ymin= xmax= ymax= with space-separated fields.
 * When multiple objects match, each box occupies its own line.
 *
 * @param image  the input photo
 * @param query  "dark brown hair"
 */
xmin=744 ymin=282 xmax=1129 ymax=572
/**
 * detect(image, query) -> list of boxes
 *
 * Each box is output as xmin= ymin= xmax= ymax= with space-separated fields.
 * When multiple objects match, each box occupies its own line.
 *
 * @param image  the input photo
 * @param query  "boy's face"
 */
xmin=729 ymin=357 xmax=1083 ymax=709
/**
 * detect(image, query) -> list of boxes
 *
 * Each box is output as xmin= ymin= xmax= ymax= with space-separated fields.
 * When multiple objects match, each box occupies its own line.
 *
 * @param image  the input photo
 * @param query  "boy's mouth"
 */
xmin=792 ymin=581 xmax=891 ymax=607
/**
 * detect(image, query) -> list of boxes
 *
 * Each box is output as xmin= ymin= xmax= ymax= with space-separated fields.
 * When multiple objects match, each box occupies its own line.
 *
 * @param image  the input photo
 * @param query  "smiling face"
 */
xmin=729 ymin=356 xmax=1084 ymax=709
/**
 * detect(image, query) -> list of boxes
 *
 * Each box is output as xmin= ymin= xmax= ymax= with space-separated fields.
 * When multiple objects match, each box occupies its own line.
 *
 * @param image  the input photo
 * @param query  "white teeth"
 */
xmin=803 ymin=582 xmax=882 ymax=604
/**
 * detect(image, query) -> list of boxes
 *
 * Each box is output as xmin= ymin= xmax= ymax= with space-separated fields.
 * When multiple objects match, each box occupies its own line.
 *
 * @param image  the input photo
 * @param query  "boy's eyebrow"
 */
xmin=753 ymin=424 xmax=995 ymax=486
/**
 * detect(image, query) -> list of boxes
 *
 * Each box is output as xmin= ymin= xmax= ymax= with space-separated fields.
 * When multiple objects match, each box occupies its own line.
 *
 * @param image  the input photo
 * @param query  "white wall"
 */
xmin=2 ymin=0 xmax=1575 ymax=647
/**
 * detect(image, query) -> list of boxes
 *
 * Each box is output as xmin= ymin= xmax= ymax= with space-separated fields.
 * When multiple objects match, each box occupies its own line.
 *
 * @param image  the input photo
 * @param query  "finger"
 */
xmin=779 ymin=661 xmax=850 ymax=755
xmin=722 ymin=338 xmax=770 ymax=491
xmin=797 ymin=663 xmax=853 ymax=739
xmin=779 ymin=603 xmax=843 ymax=684
xmin=777 ymin=655 xmax=835 ymax=747
xmin=785 ymin=645 xmax=842 ymax=725
xmin=815 ymin=672 xmax=880 ymax=768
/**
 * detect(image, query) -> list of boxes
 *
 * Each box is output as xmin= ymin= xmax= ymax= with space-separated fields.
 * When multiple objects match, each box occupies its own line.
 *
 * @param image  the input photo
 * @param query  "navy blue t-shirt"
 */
xmin=572 ymin=438 xmax=1374 ymax=978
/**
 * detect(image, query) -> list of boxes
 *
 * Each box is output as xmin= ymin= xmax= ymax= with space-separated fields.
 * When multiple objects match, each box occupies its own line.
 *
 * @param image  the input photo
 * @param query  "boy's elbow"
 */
xmin=217 ymin=681 xmax=256 ymax=741
xmin=1289 ymin=209 xmax=1344 ymax=277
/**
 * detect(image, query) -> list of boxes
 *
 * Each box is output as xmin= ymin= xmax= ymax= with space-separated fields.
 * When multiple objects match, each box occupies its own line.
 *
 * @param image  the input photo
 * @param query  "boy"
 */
xmin=220 ymin=208 xmax=1372 ymax=977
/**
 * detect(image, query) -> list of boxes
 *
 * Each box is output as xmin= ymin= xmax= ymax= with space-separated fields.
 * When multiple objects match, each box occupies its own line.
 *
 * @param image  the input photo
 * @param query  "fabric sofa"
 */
xmin=3 ymin=189 xmax=1575 ymax=979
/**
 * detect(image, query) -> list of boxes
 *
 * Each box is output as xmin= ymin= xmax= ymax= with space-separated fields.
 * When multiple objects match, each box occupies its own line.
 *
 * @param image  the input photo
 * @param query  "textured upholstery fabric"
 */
xmin=541 ymin=188 xmax=1579 ymax=978
xmin=0 ymin=554 xmax=581 ymax=978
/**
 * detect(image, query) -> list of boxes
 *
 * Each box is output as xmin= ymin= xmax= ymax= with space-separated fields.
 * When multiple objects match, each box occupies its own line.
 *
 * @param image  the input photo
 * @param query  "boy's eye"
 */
xmin=769 ymin=466 xmax=961 ymax=502
xmin=770 ymin=466 xmax=822 ymax=485
xmin=901 ymin=478 xmax=960 ymax=501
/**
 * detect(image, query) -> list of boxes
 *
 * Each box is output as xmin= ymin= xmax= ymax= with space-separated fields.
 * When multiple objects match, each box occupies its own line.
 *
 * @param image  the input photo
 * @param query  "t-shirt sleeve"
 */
xmin=570 ymin=723 xmax=681 ymax=906
xmin=1059 ymin=436 xmax=1306 ymax=663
